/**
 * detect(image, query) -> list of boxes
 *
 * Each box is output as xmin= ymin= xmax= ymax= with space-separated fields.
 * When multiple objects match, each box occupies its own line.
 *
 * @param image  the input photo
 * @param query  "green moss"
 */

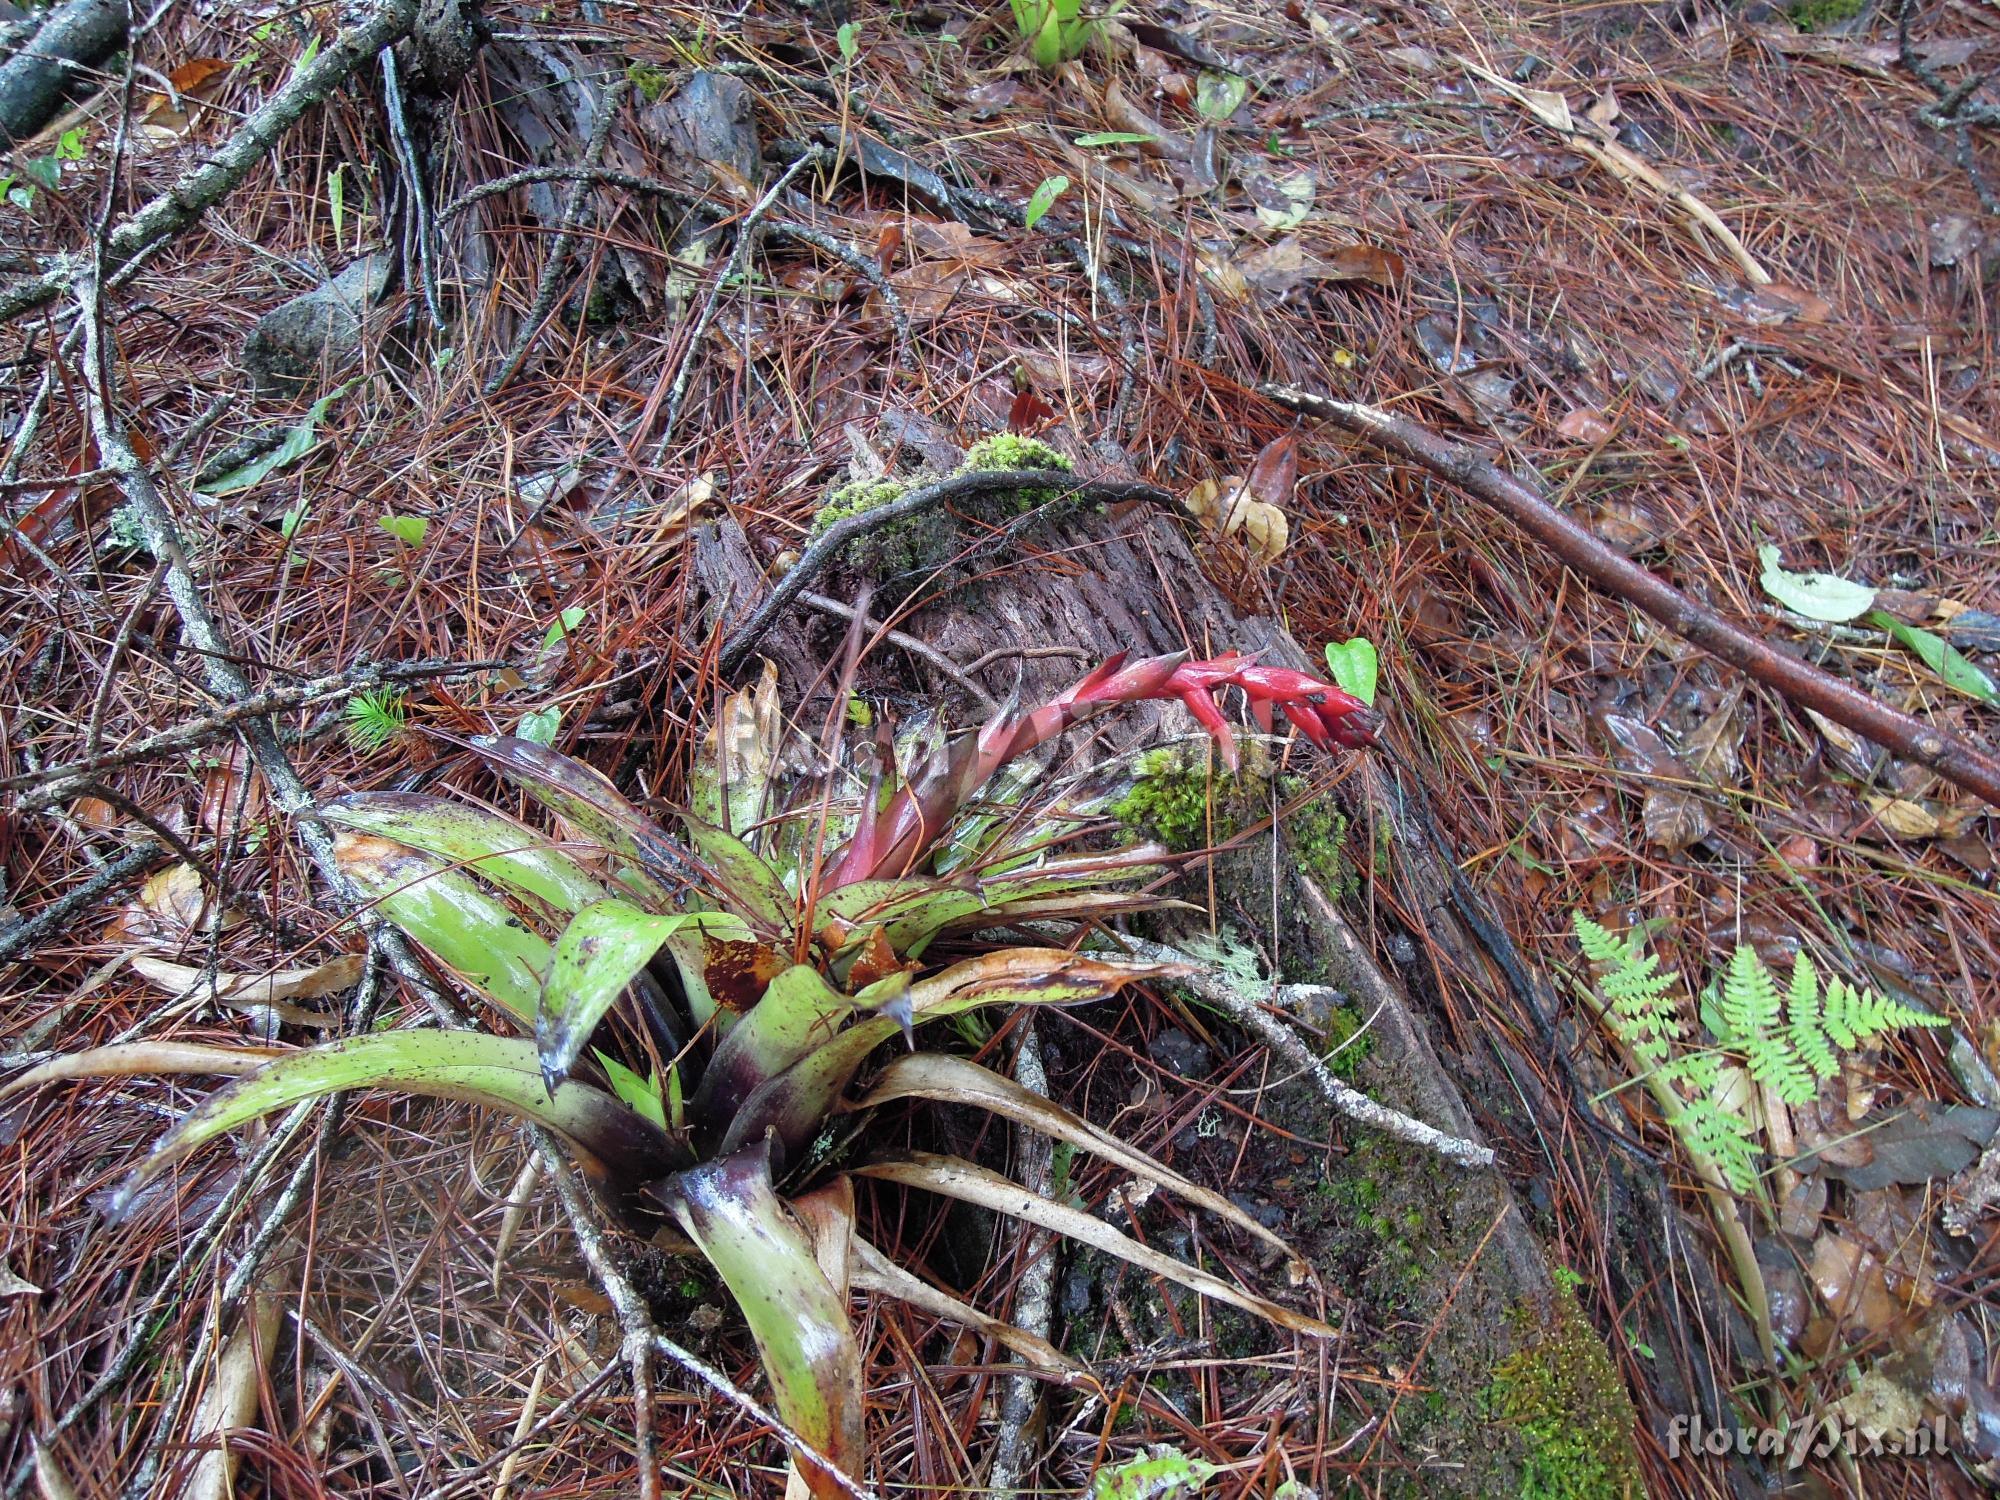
xmin=1787 ymin=0 xmax=1864 ymax=27
xmin=961 ymin=433 xmax=1073 ymax=474
xmin=1485 ymin=1286 xmax=1644 ymax=1500
xmin=810 ymin=476 xmax=949 ymax=575
xmin=1283 ymin=778 xmax=1354 ymax=897
xmin=626 ymin=63 xmax=671 ymax=102
xmin=1112 ymin=745 xmax=1266 ymax=852
xmin=1320 ymin=1002 xmax=1375 ymax=1080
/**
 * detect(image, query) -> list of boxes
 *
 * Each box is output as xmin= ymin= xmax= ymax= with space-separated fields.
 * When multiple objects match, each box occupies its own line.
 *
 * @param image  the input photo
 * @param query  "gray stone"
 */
xmin=641 ymin=71 xmax=760 ymax=186
xmin=240 ymin=256 xmax=390 ymax=395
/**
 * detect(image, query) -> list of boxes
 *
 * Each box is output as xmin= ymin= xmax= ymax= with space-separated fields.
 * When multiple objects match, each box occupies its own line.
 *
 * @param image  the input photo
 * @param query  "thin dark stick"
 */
xmin=0 ymin=0 xmax=420 ymax=322
xmin=1261 ymin=381 xmax=2000 ymax=809
xmin=718 ymin=471 xmax=1171 ymax=676
xmin=0 ymin=841 xmax=158 ymax=965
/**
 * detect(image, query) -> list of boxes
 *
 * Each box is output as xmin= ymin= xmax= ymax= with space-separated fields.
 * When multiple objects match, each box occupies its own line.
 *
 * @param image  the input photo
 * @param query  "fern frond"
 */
xmin=1661 ymin=1054 xmax=1763 ymax=1193
xmin=1573 ymin=913 xmax=1683 ymax=1069
xmin=1785 ymin=954 xmax=1837 ymax=1081
xmin=1719 ymin=947 xmax=1815 ymax=1103
xmin=1821 ymin=978 xmax=1949 ymax=1050
xmin=1715 ymin=945 xmax=1781 ymax=1046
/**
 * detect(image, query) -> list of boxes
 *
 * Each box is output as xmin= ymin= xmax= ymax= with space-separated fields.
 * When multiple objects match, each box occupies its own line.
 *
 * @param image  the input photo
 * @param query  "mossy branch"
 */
xmin=718 ymin=470 xmax=1169 ymax=675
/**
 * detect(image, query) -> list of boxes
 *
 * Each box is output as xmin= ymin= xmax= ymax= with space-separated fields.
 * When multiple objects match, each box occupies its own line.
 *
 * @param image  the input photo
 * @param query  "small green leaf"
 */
xmin=1024 ymin=174 xmax=1069 ymax=230
xmin=327 ymin=162 xmax=346 ymax=244
xmin=198 ymin=384 xmax=349 ymax=496
xmin=21 ymin=157 xmax=61 ymax=192
xmin=1867 ymin=610 xmax=1997 ymax=703
xmin=279 ymin=503 xmax=310 ymax=540
xmin=1323 ymin=637 xmax=1379 ymax=705
xmin=1088 ymin=1445 xmax=1217 ymax=1499
xmin=517 ymin=705 xmax=562 ymax=745
xmin=596 ymin=1051 xmax=667 ymax=1130
xmin=1196 ymin=70 xmax=1249 ymax=121
xmin=1757 ymin=544 xmax=1874 ymax=622
xmin=1074 ymin=131 xmax=1155 ymax=147
xmin=542 ymin=606 xmax=587 ymax=650
xmin=836 ymin=20 xmax=859 ymax=59
xmin=1032 ymin=3 xmax=1064 ymax=67
xmin=379 ymin=512 xmax=429 ymax=548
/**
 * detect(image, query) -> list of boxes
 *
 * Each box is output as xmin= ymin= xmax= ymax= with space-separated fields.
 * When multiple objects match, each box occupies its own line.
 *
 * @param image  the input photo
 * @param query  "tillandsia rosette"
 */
xmin=7 ymin=650 xmax=1376 ymax=1496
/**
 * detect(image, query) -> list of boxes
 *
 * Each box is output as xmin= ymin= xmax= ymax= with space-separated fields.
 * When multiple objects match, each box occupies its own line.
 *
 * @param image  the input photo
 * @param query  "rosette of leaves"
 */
xmin=12 ymin=651 xmax=1373 ymax=1496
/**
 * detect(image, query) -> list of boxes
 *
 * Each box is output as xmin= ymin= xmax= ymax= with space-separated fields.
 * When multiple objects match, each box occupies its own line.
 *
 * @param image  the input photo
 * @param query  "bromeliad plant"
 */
xmin=12 ymin=650 xmax=1374 ymax=1496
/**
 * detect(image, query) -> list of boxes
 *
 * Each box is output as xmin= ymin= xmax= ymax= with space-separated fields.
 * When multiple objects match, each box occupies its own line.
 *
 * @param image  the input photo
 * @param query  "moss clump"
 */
xmin=810 ymin=476 xmax=949 ymax=575
xmin=626 ymin=63 xmax=672 ymax=102
xmin=1319 ymin=1001 xmax=1375 ymax=1080
xmin=1787 ymin=0 xmax=1863 ymax=28
xmin=961 ymin=433 xmax=1073 ymax=474
xmin=1282 ymin=777 xmax=1354 ymax=898
xmin=1486 ymin=1286 xmax=1645 ymax=1500
xmin=1112 ymin=745 xmax=1268 ymax=852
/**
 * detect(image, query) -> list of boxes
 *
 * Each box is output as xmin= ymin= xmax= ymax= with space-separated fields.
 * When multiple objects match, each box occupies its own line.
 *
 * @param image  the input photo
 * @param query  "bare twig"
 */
xmin=987 ymin=1019 xmax=1056 ymax=1498
xmin=1261 ymin=381 xmax=2000 ymax=809
xmin=719 ymin=471 xmax=1171 ymax=676
xmin=6 ymin=659 xmax=503 ymax=804
xmin=0 ymin=840 xmax=158 ymax=966
xmin=1114 ymin=937 xmax=1498 ymax=1168
xmin=798 ymin=590 xmax=997 ymax=708
xmin=485 ymin=80 xmax=630 ymax=395
xmin=0 ymin=0 xmax=421 ymax=322
xmin=656 ymin=149 xmax=825 ymax=454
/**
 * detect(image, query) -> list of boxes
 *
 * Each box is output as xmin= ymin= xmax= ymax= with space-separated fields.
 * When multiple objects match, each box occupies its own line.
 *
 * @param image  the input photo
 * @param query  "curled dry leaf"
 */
xmin=129 ymin=953 xmax=362 ymax=1025
xmin=197 ymin=745 xmax=263 ymax=837
xmin=1180 ymin=432 xmax=1297 ymax=565
xmin=1555 ymin=407 xmax=1614 ymax=445
xmin=112 ymin=863 xmax=241 ymax=943
xmin=1862 ymin=794 xmax=1983 ymax=841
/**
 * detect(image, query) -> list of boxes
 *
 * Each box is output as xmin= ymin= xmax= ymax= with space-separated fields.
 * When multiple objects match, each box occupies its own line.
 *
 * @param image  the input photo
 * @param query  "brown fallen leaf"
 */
xmin=1555 ymin=407 xmax=1614 ymax=445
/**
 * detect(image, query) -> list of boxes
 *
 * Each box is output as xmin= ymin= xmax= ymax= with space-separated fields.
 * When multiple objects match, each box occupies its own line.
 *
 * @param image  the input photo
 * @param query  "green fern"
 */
xmin=1713 ymin=945 xmax=1947 ymax=1105
xmin=1574 ymin=915 xmax=1951 ymax=1194
xmin=1572 ymin=914 xmax=1682 ymax=1071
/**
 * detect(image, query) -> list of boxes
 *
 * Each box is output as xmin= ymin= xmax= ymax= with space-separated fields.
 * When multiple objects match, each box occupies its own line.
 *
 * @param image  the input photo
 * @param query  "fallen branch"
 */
xmin=5 ymin=659 xmax=501 ymax=807
xmin=1260 ymin=382 xmax=2000 ymax=810
xmin=718 ymin=471 xmax=1171 ymax=676
xmin=0 ymin=840 xmax=158 ymax=966
xmin=1114 ymin=938 xmax=1498 ymax=1169
xmin=0 ymin=0 xmax=419 ymax=323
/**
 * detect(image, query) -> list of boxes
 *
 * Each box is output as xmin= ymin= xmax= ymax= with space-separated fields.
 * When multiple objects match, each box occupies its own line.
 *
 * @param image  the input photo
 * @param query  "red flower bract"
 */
xmin=827 ymin=650 xmax=1378 ymax=887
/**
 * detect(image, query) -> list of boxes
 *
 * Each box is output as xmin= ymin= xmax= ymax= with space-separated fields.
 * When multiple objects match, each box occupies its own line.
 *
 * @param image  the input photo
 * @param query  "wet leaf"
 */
xmin=701 ymin=934 xmax=789 ymax=1014
xmin=1810 ymin=1101 xmax=1997 ymax=1190
xmin=1758 ymin=545 xmax=1875 ymax=622
xmin=1322 ymin=638 xmax=1379 ymax=706
xmin=0 ymin=1041 xmax=279 ymax=1102
xmin=1195 ymin=69 xmax=1248 ymax=121
xmin=1075 ymin=131 xmax=1156 ymax=147
xmin=1245 ymin=168 xmax=1315 ymax=229
xmin=1868 ymin=610 xmax=1997 ymax=703
xmin=651 ymin=1143 xmax=865 ymax=1498
xmin=131 ymin=1031 xmax=679 ymax=1196
xmin=195 ymin=384 xmax=348 ymax=496
xmin=1089 ymin=1448 xmax=1218 ymax=1500
xmin=323 ymin=792 xmax=608 ymax=917
xmin=333 ymin=831 xmax=551 ymax=1024
xmin=537 ymin=901 xmax=701 ymax=1089
xmin=1556 ymin=408 xmax=1615 ymax=445
xmin=681 ymin=815 xmax=793 ymax=933
xmin=1024 ymin=175 xmax=1069 ymax=230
